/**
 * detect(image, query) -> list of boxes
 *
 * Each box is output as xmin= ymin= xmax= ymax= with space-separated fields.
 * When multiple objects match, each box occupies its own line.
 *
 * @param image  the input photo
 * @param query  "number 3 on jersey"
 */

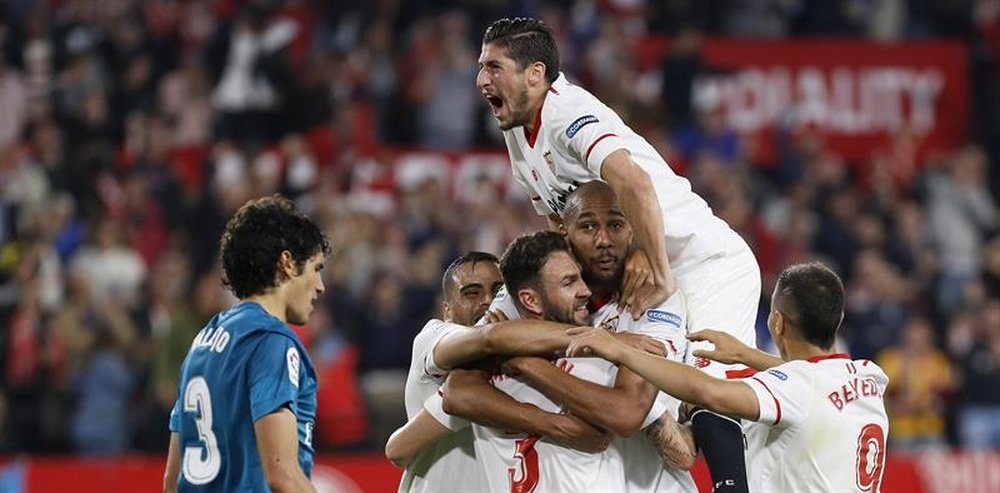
xmin=508 ymin=437 xmax=540 ymax=493
xmin=856 ymin=423 xmax=886 ymax=492
xmin=183 ymin=377 xmax=221 ymax=484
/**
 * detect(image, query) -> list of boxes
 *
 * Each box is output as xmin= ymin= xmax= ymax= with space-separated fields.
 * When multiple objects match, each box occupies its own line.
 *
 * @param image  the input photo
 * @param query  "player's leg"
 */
xmin=678 ymin=233 xmax=762 ymax=493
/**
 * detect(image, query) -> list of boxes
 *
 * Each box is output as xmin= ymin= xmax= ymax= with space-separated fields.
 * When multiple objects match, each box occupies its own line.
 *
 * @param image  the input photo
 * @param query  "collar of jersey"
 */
xmin=806 ymin=352 xmax=851 ymax=363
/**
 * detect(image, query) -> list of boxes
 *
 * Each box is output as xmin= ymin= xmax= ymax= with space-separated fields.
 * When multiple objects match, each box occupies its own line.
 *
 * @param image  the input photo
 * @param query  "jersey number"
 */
xmin=508 ymin=437 xmax=540 ymax=493
xmin=183 ymin=377 xmax=221 ymax=484
xmin=856 ymin=423 xmax=886 ymax=492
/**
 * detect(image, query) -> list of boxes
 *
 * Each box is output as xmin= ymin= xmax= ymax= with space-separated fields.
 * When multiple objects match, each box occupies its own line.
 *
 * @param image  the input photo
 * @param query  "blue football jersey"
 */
xmin=169 ymin=301 xmax=318 ymax=492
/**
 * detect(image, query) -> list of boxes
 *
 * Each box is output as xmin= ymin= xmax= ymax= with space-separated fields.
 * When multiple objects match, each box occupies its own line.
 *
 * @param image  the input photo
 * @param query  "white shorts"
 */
xmin=676 ymin=231 xmax=762 ymax=380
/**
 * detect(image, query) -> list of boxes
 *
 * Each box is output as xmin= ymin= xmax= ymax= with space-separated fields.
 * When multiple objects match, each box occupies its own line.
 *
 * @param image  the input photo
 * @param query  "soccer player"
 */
xmin=501 ymin=181 xmax=697 ymax=492
xmin=395 ymin=251 xmax=609 ymax=492
xmin=444 ymin=231 xmax=625 ymax=492
xmin=163 ymin=195 xmax=328 ymax=493
xmin=478 ymin=17 xmax=761 ymax=490
xmin=567 ymin=263 xmax=890 ymax=492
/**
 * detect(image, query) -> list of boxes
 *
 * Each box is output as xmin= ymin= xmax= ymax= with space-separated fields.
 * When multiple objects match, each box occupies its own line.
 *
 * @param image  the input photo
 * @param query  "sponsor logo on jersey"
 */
xmin=646 ymin=310 xmax=682 ymax=328
xmin=767 ymin=369 xmax=788 ymax=381
xmin=566 ymin=115 xmax=599 ymax=139
xmin=287 ymin=347 xmax=301 ymax=388
xmin=598 ymin=314 xmax=619 ymax=331
xmin=545 ymin=181 xmax=581 ymax=213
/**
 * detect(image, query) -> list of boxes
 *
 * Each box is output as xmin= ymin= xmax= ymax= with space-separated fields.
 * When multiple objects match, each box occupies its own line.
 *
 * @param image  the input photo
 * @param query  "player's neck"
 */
xmin=243 ymin=292 xmax=288 ymax=323
xmin=523 ymin=89 xmax=549 ymax=135
xmin=784 ymin=338 xmax=833 ymax=362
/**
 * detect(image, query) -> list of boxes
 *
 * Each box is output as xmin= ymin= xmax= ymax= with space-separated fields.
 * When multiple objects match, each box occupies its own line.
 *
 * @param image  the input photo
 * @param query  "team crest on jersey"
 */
xmin=287 ymin=347 xmax=301 ymax=388
xmin=542 ymin=151 xmax=556 ymax=175
xmin=646 ymin=310 xmax=682 ymax=328
xmin=566 ymin=115 xmax=599 ymax=139
xmin=598 ymin=315 xmax=619 ymax=332
xmin=767 ymin=369 xmax=788 ymax=381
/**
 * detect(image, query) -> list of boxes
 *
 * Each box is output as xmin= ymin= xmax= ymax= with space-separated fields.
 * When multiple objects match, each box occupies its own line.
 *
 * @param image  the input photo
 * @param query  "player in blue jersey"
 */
xmin=163 ymin=195 xmax=329 ymax=493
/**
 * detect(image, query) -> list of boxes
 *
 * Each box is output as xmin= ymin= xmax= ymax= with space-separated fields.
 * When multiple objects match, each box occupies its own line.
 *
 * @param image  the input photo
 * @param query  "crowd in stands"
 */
xmin=1 ymin=0 xmax=999 ymax=455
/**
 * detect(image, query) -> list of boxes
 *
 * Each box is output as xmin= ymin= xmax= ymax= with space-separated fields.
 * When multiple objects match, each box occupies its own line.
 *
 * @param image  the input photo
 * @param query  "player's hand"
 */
xmin=549 ymin=413 xmax=612 ymax=453
xmin=483 ymin=309 xmax=508 ymax=324
xmin=620 ymin=249 xmax=653 ymax=317
xmin=687 ymin=329 xmax=750 ymax=365
xmin=566 ymin=327 xmax=626 ymax=363
xmin=613 ymin=331 xmax=666 ymax=357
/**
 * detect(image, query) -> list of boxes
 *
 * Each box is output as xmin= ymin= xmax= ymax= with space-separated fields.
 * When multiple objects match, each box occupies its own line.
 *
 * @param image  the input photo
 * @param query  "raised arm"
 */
xmin=600 ymin=150 xmax=675 ymax=317
xmin=568 ymin=328 xmax=760 ymax=421
xmin=505 ymin=356 xmax=656 ymax=437
xmin=431 ymin=319 xmax=575 ymax=372
xmin=442 ymin=369 xmax=610 ymax=453
xmin=688 ymin=329 xmax=784 ymax=371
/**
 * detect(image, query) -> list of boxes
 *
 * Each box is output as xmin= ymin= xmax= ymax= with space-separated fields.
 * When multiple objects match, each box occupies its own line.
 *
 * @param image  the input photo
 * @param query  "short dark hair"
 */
xmin=500 ymin=231 xmax=570 ymax=312
xmin=483 ymin=17 xmax=559 ymax=84
xmin=442 ymin=251 xmax=500 ymax=297
xmin=773 ymin=262 xmax=845 ymax=349
xmin=220 ymin=195 xmax=331 ymax=298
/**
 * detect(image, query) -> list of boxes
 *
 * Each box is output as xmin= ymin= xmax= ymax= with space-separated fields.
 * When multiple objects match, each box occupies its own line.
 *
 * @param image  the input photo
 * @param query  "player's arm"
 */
xmin=431 ymin=319 xmax=573 ymax=372
xmin=568 ymin=328 xmax=760 ymax=420
xmin=255 ymin=408 xmax=316 ymax=493
xmin=600 ymin=150 xmax=675 ymax=316
xmin=689 ymin=329 xmax=784 ymax=370
xmin=442 ymin=368 xmax=610 ymax=453
xmin=644 ymin=412 xmax=698 ymax=470
xmin=385 ymin=409 xmax=450 ymax=467
xmin=163 ymin=432 xmax=180 ymax=493
xmin=505 ymin=355 xmax=657 ymax=437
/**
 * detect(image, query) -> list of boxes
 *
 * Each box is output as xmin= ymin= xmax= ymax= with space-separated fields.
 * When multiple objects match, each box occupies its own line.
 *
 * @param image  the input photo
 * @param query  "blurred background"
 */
xmin=1 ymin=0 xmax=999 ymax=491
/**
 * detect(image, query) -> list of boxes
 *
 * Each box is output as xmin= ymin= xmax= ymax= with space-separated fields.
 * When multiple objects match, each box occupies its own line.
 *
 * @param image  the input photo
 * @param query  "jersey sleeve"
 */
xmin=421 ymin=320 xmax=471 ymax=378
xmin=633 ymin=291 xmax=688 ymax=362
xmin=247 ymin=333 xmax=303 ymax=422
xmin=168 ymin=396 xmax=180 ymax=432
xmin=741 ymin=363 xmax=811 ymax=427
xmin=475 ymin=285 xmax=522 ymax=326
xmin=554 ymin=105 xmax=627 ymax=177
xmin=423 ymin=391 xmax=471 ymax=432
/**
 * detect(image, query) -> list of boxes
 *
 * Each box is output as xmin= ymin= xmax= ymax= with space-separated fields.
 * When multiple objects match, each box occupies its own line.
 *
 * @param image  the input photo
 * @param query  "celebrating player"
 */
xmin=567 ymin=262 xmax=890 ymax=492
xmin=163 ymin=195 xmax=328 ymax=493
xmin=478 ymin=17 xmax=761 ymax=490
xmin=394 ymin=251 xmax=609 ymax=492
xmin=501 ymin=181 xmax=697 ymax=492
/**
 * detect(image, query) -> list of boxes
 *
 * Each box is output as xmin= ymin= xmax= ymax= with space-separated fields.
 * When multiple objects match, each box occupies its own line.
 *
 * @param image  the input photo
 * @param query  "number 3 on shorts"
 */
xmin=183 ymin=377 xmax=221 ymax=484
xmin=856 ymin=423 xmax=886 ymax=492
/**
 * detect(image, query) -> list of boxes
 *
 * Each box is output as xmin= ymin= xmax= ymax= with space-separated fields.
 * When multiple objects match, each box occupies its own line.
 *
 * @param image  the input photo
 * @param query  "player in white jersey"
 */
xmin=502 ymin=182 xmax=696 ymax=492
xmin=478 ymin=18 xmax=760 ymax=490
xmin=394 ymin=252 xmax=609 ymax=492
xmin=567 ymin=262 xmax=890 ymax=493
xmin=443 ymin=231 xmax=623 ymax=492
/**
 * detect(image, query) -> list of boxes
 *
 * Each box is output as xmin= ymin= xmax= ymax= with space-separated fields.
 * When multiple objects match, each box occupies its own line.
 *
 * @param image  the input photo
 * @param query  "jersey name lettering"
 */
xmin=827 ymin=376 xmax=881 ymax=411
xmin=191 ymin=326 xmax=231 ymax=354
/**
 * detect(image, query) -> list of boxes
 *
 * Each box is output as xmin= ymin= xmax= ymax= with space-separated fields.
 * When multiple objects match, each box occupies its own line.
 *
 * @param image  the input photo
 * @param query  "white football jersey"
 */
xmin=591 ymin=297 xmax=697 ymax=493
xmin=740 ymin=355 xmax=890 ymax=493
xmin=399 ymin=319 xmax=481 ymax=492
xmin=474 ymin=357 xmax=625 ymax=493
xmin=503 ymin=73 xmax=734 ymax=271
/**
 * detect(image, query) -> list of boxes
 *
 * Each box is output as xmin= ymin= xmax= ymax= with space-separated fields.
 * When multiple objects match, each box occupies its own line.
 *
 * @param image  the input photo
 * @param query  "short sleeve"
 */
xmin=247 ymin=333 xmax=302 ymax=422
xmin=557 ymin=110 xmax=626 ymax=177
xmin=422 ymin=320 xmax=469 ymax=378
xmin=741 ymin=364 xmax=811 ymax=427
xmin=168 ymin=397 xmax=181 ymax=432
xmin=423 ymin=391 xmax=470 ymax=432
xmin=475 ymin=286 xmax=522 ymax=326
xmin=634 ymin=291 xmax=688 ymax=362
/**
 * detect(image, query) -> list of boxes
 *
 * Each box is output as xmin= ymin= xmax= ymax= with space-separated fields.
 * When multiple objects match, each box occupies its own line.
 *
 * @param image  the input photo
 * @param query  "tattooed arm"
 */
xmin=643 ymin=412 xmax=698 ymax=470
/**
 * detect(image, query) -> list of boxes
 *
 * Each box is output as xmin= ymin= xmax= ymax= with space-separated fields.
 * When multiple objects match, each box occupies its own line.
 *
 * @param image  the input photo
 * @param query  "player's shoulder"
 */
xmin=758 ymin=360 xmax=813 ymax=385
xmin=855 ymin=358 xmax=890 ymax=386
xmin=543 ymin=76 xmax=606 ymax=129
xmin=638 ymin=291 xmax=686 ymax=331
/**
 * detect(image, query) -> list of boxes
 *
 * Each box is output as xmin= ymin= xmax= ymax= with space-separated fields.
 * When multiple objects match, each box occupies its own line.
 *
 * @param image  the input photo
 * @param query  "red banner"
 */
xmin=3 ymin=451 xmax=1000 ymax=492
xmin=644 ymin=38 xmax=968 ymax=164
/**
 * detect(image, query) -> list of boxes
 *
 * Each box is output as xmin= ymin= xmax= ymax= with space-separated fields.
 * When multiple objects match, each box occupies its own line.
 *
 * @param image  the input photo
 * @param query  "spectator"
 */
xmin=877 ymin=315 xmax=953 ymax=451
